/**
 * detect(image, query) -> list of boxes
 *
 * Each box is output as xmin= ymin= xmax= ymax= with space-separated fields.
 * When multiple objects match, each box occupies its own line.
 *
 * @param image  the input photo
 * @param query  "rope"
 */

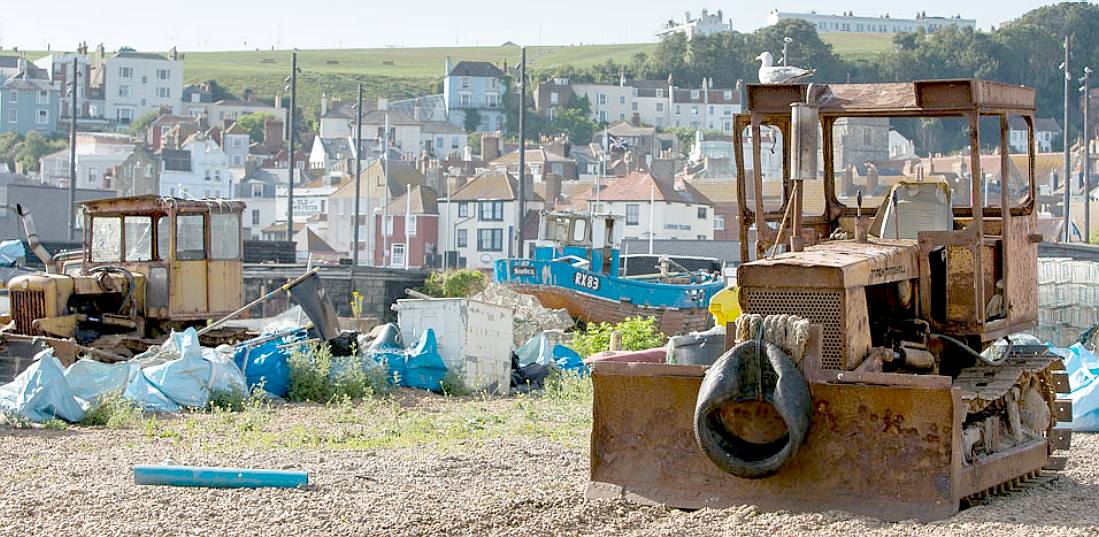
xmin=734 ymin=313 xmax=811 ymax=365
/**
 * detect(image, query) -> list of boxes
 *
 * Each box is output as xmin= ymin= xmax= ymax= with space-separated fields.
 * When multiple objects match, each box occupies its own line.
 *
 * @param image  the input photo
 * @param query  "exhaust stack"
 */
xmin=16 ymin=204 xmax=55 ymax=273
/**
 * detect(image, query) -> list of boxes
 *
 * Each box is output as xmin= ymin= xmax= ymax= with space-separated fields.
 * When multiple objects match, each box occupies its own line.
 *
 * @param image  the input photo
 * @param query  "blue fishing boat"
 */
xmin=494 ymin=212 xmax=725 ymax=335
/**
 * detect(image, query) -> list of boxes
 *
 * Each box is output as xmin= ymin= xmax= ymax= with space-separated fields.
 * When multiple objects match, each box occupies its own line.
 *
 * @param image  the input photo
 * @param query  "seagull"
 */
xmin=756 ymin=51 xmax=815 ymax=85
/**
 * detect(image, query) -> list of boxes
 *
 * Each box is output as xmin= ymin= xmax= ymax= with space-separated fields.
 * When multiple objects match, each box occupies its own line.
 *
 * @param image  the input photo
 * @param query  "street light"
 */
xmin=283 ymin=50 xmax=301 ymax=242
xmin=1062 ymin=36 xmax=1071 ymax=242
xmin=1082 ymin=65 xmax=1093 ymax=243
xmin=782 ymin=36 xmax=793 ymax=67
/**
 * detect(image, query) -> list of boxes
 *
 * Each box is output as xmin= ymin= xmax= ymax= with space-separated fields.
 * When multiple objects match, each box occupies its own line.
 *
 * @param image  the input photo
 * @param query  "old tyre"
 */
xmin=693 ymin=340 xmax=813 ymax=478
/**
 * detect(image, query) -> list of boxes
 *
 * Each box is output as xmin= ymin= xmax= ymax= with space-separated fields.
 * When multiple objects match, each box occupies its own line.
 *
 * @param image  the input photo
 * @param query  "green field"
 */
xmin=15 ymin=35 xmax=895 ymax=116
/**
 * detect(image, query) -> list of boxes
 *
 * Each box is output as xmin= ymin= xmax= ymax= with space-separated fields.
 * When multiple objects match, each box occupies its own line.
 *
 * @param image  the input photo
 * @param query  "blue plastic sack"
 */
xmin=552 ymin=344 xmax=589 ymax=376
xmin=232 ymin=329 xmax=305 ymax=397
xmin=1050 ymin=342 xmax=1099 ymax=431
xmin=0 ymin=239 xmax=25 ymax=266
xmin=144 ymin=328 xmax=247 ymax=408
xmin=0 ymin=350 xmax=86 ymax=422
xmin=368 ymin=324 xmax=407 ymax=385
xmin=403 ymin=329 xmax=448 ymax=391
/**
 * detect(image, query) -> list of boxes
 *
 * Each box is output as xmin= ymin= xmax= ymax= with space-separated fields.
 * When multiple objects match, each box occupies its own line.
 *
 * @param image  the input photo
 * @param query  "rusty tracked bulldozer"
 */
xmin=587 ymin=80 xmax=1072 ymax=521
xmin=2 ymin=196 xmax=248 ymax=360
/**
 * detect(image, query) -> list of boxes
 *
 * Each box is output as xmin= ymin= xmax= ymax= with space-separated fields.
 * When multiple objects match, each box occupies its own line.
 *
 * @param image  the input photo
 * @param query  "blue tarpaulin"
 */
xmin=515 ymin=332 xmax=588 ymax=376
xmin=232 ymin=329 xmax=307 ymax=398
xmin=1048 ymin=342 xmax=1099 ymax=431
xmin=364 ymin=323 xmax=450 ymax=391
xmin=0 ymin=240 xmax=25 ymax=267
xmin=0 ymin=350 xmax=86 ymax=422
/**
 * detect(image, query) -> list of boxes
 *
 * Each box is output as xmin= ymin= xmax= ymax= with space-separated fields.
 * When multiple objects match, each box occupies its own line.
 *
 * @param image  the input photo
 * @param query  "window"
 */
xmin=456 ymin=228 xmax=468 ymax=247
xmin=461 ymin=77 xmax=469 ymax=89
xmin=479 ymin=201 xmax=503 ymax=221
xmin=714 ymin=215 xmax=725 ymax=231
xmin=626 ymin=204 xmax=639 ymax=225
xmin=156 ymin=216 xmax=169 ymax=259
xmin=435 ymin=137 xmax=444 ymax=149
xmin=691 ymin=90 xmax=700 ymax=99
xmin=675 ymin=105 xmax=681 ymax=115
xmin=486 ymin=93 xmax=498 ymax=108
xmin=118 ymin=85 xmax=131 ymax=98
xmin=550 ymin=92 xmax=559 ymax=104
xmin=598 ymin=110 xmax=607 ymax=122
xmin=119 ymin=66 xmax=133 ymax=78
xmin=656 ymin=102 xmax=664 ymax=112
xmin=37 ymin=109 xmax=49 ymax=124
xmin=157 ymin=87 xmax=171 ymax=99
xmin=251 ymin=209 xmax=260 ymax=225
xmin=157 ymin=69 xmax=170 ymax=80
xmin=205 ymin=170 xmax=211 ymax=181
xmin=210 ymin=213 xmax=240 ymax=260
xmin=451 ymin=137 xmax=459 ymax=149
xmin=175 ymin=214 xmax=206 ymax=261
xmin=458 ymin=202 xmax=469 ymax=217
xmin=477 ymin=229 xmax=503 ymax=251
xmin=36 ymin=90 xmax=49 ymax=104
xmin=863 ymin=130 xmax=871 ymax=145
xmin=598 ymin=93 xmax=607 ymax=106
xmin=251 ymin=184 xmax=263 ymax=197
xmin=723 ymin=90 xmax=733 ymax=100
xmin=656 ymin=89 xmax=664 ymax=98
xmin=632 ymin=102 xmax=638 ymax=111
xmin=697 ymin=207 xmax=708 ymax=219
xmin=391 ymin=243 xmax=406 ymax=267
xmin=406 ymin=214 xmax=416 ymax=236
xmin=7 ymin=91 xmax=16 ymax=103
xmin=458 ymin=93 xmax=472 ymax=107
xmin=619 ymin=95 xmax=626 ymax=105
xmin=233 ymin=155 xmax=243 ymax=166
xmin=124 ymin=216 xmax=153 ymax=261
xmin=117 ymin=108 xmax=133 ymax=125
xmin=91 ymin=217 xmax=122 ymax=262
xmin=708 ymin=106 xmax=714 ymax=114
xmin=691 ymin=106 xmax=698 ymax=115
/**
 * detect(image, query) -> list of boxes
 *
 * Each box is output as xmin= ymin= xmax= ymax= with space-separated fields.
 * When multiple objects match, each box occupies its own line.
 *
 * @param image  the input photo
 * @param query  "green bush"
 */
xmin=81 ymin=391 xmax=143 ymax=429
xmin=288 ymin=342 xmax=390 ymax=403
xmin=418 ymin=269 xmax=488 ymax=298
xmin=570 ymin=316 xmax=666 ymax=358
xmin=439 ymin=370 xmax=472 ymax=397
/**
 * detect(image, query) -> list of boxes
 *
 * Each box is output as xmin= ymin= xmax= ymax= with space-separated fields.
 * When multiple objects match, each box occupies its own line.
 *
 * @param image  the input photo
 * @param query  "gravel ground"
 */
xmin=0 ymin=392 xmax=1096 ymax=537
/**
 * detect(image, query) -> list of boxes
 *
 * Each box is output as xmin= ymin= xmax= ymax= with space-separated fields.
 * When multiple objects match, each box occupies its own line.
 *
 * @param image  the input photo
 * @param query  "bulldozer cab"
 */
xmin=80 ymin=196 xmax=245 ymax=321
xmin=733 ymin=79 xmax=1039 ymax=346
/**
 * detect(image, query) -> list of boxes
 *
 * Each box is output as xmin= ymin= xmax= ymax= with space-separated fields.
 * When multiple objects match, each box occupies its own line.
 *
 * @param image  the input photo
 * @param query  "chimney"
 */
xmin=444 ymin=56 xmax=453 ymax=76
xmin=650 ymin=158 xmax=676 ymax=190
xmin=630 ymin=113 xmax=641 ymax=127
xmin=481 ymin=133 xmax=500 ymax=162
xmin=169 ymin=46 xmax=178 ymax=61
xmin=320 ymin=93 xmax=328 ymax=117
xmin=545 ymin=173 xmax=563 ymax=209
xmin=377 ymin=97 xmax=388 ymax=111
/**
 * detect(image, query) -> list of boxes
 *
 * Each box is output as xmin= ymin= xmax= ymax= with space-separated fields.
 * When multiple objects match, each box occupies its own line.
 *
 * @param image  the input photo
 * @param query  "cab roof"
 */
xmin=80 ymin=195 xmax=245 ymax=214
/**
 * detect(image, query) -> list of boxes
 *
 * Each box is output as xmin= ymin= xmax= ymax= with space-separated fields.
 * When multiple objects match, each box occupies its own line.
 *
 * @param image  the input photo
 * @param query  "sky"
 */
xmin=0 ymin=1 xmax=1060 ymax=52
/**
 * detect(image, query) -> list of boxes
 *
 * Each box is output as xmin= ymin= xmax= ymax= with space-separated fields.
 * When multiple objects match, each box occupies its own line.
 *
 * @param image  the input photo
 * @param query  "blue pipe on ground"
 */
xmin=133 ymin=465 xmax=308 ymax=488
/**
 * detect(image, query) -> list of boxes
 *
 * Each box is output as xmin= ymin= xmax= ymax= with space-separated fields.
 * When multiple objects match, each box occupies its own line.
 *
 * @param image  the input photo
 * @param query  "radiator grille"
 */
xmin=11 ymin=290 xmax=46 ymax=335
xmin=741 ymin=287 xmax=846 ymax=369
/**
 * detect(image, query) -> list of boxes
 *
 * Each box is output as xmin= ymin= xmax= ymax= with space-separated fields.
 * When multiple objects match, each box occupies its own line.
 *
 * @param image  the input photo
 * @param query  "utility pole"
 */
xmin=516 ymin=46 xmax=527 ymax=257
xmin=67 ymin=57 xmax=78 ymax=239
xmin=1084 ymin=66 xmax=1093 ymax=244
xmin=286 ymin=51 xmax=299 ymax=242
xmin=352 ymin=84 xmax=364 ymax=272
xmin=382 ymin=113 xmax=390 ymax=267
xmin=782 ymin=36 xmax=792 ymax=67
xmin=1063 ymin=36 xmax=1072 ymax=242
xmin=405 ymin=183 xmax=412 ymax=270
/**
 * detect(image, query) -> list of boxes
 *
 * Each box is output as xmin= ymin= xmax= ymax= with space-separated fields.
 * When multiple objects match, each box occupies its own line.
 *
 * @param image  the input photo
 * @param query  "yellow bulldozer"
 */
xmin=3 ymin=195 xmax=248 ymax=360
xmin=587 ymin=80 xmax=1072 ymax=521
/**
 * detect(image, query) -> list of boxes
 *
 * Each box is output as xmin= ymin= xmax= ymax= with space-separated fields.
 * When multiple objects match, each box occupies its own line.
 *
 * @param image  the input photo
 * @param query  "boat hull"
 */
xmin=507 ymin=283 xmax=714 ymax=335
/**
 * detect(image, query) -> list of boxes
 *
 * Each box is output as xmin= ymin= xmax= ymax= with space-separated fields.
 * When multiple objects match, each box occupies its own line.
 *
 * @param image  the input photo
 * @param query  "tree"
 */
xmin=127 ymin=109 xmax=160 ymax=136
xmin=235 ymin=112 xmax=273 ymax=144
xmin=547 ymin=107 xmax=595 ymax=145
xmin=15 ymin=132 xmax=65 ymax=173
xmin=0 ymin=132 xmax=20 ymax=171
xmin=462 ymin=109 xmax=483 ymax=133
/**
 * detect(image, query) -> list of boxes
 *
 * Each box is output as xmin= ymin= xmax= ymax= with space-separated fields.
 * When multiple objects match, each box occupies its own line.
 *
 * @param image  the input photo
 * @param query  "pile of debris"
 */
xmin=474 ymin=284 xmax=574 ymax=346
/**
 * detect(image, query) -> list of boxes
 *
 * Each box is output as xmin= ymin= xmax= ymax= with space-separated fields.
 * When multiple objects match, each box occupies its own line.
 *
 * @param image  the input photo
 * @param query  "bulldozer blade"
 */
xmin=287 ymin=272 xmax=340 ymax=341
xmin=587 ymin=361 xmax=1051 ymax=522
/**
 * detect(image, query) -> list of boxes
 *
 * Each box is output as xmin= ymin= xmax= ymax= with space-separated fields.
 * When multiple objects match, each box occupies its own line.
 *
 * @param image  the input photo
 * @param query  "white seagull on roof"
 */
xmin=756 ymin=51 xmax=815 ymax=85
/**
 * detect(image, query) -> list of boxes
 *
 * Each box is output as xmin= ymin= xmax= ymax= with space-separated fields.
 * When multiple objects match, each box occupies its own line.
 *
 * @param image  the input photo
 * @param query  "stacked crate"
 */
xmin=1037 ymin=257 xmax=1099 ymax=346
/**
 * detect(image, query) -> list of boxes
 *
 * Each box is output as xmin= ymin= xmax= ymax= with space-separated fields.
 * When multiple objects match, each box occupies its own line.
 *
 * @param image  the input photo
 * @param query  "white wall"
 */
xmin=593 ymin=199 xmax=715 ymax=241
xmin=159 ymin=138 xmax=231 ymax=198
xmin=104 ymin=55 xmax=183 ymax=126
xmin=438 ymin=198 xmax=545 ymax=269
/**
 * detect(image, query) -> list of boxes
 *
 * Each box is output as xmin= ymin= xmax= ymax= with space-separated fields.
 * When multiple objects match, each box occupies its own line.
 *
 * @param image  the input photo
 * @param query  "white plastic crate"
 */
xmin=395 ymin=298 xmax=513 ymax=394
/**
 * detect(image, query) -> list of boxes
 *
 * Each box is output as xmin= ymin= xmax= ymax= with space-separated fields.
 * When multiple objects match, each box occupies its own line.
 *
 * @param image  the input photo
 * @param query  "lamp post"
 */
xmin=1083 ymin=66 xmax=1093 ymax=243
xmin=516 ymin=46 xmax=528 ymax=257
xmin=782 ymin=36 xmax=792 ymax=67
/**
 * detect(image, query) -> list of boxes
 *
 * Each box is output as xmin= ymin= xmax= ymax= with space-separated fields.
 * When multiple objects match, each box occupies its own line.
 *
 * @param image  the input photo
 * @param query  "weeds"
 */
xmin=80 ymin=391 xmax=143 ymax=429
xmin=289 ymin=342 xmax=391 ymax=403
xmin=439 ymin=370 xmax=472 ymax=397
xmin=570 ymin=316 xmax=666 ymax=358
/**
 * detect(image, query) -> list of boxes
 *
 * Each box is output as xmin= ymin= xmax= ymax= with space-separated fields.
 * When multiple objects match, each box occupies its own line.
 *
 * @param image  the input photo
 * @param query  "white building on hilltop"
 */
xmin=656 ymin=9 xmax=733 ymax=40
xmin=767 ymin=10 xmax=976 ymax=34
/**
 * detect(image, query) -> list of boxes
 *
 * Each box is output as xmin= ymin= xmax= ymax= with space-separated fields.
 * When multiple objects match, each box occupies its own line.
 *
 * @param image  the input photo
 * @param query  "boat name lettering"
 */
xmin=512 ymin=265 xmax=536 ymax=277
xmin=573 ymin=272 xmax=601 ymax=291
